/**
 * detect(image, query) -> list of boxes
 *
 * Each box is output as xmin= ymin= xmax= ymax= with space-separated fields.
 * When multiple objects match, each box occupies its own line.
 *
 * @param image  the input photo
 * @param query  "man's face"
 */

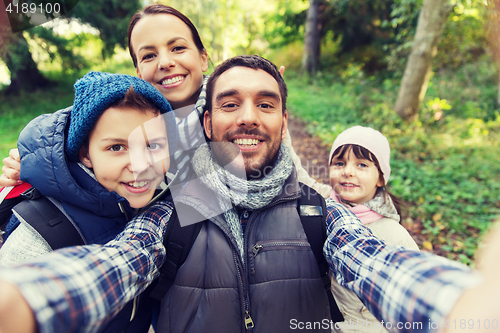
xmin=204 ymin=67 xmax=287 ymax=179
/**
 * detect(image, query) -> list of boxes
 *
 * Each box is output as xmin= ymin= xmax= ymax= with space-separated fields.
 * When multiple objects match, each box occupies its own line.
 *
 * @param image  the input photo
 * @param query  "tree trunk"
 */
xmin=1 ymin=32 xmax=52 ymax=95
xmin=302 ymin=0 xmax=322 ymax=75
xmin=394 ymin=0 xmax=454 ymax=120
xmin=2 ymin=32 xmax=52 ymax=94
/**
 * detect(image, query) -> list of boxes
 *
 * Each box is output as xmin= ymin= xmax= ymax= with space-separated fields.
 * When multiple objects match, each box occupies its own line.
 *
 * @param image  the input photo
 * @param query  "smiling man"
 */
xmin=0 ymin=56 xmax=489 ymax=333
xmin=203 ymin=59 xmax=287 ymax=179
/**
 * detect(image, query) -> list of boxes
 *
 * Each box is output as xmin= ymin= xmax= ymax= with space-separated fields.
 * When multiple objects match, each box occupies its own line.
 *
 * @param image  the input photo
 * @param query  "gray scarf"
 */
xmin=192 ymin=143 xmax=293 ymax=261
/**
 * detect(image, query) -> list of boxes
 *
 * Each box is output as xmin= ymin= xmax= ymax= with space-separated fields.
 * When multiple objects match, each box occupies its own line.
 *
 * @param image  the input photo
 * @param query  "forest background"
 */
xmin=0 ymin=0 xmax=499 ymax=265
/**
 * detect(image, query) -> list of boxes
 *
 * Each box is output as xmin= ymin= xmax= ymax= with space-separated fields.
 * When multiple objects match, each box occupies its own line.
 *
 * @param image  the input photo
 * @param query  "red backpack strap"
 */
xmin=1 ymin=183 xmax=33 ymax=200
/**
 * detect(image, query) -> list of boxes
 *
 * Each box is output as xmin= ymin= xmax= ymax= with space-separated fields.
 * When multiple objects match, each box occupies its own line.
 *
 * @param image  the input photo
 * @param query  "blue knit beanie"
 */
xmin=66 ymin=71 xmax=177 ymax=161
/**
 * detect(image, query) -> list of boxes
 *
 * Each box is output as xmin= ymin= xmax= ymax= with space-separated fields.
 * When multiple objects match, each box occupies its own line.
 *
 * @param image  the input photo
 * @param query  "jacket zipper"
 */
xmin=242 ymin=192 xmax=301 ymax=331
xmin=252 ymin=241 xmax=310 ymax=257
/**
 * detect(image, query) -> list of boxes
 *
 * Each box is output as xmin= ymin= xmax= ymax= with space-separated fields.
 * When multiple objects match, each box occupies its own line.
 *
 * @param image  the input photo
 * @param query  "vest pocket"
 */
xmin=250 ymin=240 xmax=310 ymax=275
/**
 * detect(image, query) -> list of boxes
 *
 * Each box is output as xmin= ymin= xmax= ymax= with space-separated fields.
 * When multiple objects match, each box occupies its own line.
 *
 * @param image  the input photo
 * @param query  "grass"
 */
xmin=285 ymin=57 xmax=500 ymax=265
xmin=0 ymin=52 xmax=136 ymax=159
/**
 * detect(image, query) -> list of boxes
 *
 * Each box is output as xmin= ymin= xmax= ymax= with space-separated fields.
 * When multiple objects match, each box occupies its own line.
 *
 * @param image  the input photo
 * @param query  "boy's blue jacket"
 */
xmin=13 ymin=106 xmax=151 ymax=333
xmin=17 ymin=106 xmax=133 ymax=244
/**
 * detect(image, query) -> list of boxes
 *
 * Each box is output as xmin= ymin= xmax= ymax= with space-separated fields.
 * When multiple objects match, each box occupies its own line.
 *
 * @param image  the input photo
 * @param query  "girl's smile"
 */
xmin=330 ymin=148 xmax=383 ymax=204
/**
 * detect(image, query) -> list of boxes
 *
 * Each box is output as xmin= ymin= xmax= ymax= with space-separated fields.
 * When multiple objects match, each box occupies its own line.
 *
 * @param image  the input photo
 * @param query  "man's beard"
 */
xmin=209 ymin=126 xmax=281 ymax=180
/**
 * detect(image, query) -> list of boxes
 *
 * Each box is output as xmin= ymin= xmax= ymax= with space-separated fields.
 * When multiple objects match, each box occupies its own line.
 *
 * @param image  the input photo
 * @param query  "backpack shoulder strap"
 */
xmin=149 ymin=204 xmax=203 ymax=300
xmin=12 ymin=187 xmax=85 ymax=250
xmin=297 ymin=182 xmax=328 ymax=273
xmin=298 ymin=182 xmax=344 ymax=322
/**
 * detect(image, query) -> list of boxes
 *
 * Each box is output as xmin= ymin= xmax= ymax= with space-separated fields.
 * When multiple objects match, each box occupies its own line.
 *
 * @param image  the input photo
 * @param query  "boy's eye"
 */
xmin=141 ymin=53 xmax=155 ymax=61
xmin=109 ymin=144 xmax=124 ymax=152
xmin=332 ymin=161 xmax=345 ymax=167
xmin=148 ymin=142 xmax=163 ymax=150
xmin=358 ymin=163 xmax=368 ymax=168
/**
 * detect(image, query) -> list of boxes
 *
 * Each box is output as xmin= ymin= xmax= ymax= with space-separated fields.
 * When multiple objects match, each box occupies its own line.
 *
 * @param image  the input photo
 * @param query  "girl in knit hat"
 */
xmin=328 ymin=125 xmax=419 ymax=333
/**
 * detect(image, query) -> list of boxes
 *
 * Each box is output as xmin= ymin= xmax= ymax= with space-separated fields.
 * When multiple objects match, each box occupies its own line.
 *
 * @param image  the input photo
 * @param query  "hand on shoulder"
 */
xmin=0 ymin=149 xmax=22 ymax=187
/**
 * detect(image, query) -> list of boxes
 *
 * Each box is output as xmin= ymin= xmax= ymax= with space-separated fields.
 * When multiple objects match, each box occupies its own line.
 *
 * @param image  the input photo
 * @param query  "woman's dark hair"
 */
xmin=330 ymin=144 xmax=406 ymax=219
xmin=127 ymin=4 xmax=206 ymax=68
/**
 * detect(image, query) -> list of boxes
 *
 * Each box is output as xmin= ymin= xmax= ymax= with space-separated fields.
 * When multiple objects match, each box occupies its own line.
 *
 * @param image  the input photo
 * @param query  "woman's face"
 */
xmin=131 ymin=14 xmax=208 ymax=109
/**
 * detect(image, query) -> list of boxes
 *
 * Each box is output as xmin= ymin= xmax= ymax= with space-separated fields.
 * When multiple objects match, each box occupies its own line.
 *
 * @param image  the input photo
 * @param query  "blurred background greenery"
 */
xmin=0 ymin=0 xmax=499 ymax=265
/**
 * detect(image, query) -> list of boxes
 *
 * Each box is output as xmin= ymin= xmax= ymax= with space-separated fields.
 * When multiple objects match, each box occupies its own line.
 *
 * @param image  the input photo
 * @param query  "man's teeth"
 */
xmin=233 ymin=138 xmax=259 ymax=146
xmin=127 ymin=181 xmax=150 ymax=188
xmin=161 ymin=76 xmax=183 ymax=85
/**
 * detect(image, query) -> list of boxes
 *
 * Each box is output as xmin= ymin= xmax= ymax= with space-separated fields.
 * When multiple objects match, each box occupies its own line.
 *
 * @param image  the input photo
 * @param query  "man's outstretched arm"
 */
xmin=324 ymin=199 xmax=482 ymax=333
xmin=0 ymin=201 xmax=173 ymax=333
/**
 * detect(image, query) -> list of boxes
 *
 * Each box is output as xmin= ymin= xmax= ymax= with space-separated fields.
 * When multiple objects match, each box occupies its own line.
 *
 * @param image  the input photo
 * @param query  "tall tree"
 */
xmin=0 ymin=0 xmax=140 ymax=95
xmin=394 ymin=0 xmax=454 ymax=120
xmin=0 ymin=1 xmax=53 ymax=94
xmin=1 ymin=33 xmax=53 ymax=94
xmin=302 ymin=0 xmax=322 ymax=75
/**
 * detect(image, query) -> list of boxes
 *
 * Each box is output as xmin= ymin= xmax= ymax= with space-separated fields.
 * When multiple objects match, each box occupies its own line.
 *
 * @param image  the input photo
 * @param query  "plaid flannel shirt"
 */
xmin=0 ymin=199 xmax=479 ymax=333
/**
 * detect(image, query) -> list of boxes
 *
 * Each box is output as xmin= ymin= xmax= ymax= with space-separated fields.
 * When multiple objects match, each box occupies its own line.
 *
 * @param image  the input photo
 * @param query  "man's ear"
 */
xmin=281 ymin=110 xmax=288 ymax=140
xmin=79 ymin=146 xmax=93 ymax=169
xmin=203 ymin=110 xmax=212 ymax=139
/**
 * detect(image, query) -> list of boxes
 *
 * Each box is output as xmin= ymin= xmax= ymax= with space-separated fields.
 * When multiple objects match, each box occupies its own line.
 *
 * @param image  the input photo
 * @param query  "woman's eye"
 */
xmin=172 ymin=46 xmax=186 ymax=52
xmin=109 ymin=145 xmax=124 ymax=152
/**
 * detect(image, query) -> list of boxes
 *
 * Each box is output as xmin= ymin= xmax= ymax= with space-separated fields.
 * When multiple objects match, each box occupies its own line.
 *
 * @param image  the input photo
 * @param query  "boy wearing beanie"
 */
xmin=0 ymin=71 xmax=176 ymax=263
xmin=0 ymin=71 xmax=177 ymax=332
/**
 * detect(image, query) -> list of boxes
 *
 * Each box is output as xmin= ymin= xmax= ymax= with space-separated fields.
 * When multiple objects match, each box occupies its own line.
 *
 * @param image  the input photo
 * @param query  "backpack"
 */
xmin=0 ymin=186 xmax=85 ymax=249
xmin=148 ymin=182 xmax=344 ymax=323
xmin=0 ymin=186 xmax=148 ymax=333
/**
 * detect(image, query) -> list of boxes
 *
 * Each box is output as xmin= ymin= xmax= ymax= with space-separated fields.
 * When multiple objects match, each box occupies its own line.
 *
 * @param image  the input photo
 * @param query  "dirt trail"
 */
xmin=287 ymin=116 xmax=331 ymax=186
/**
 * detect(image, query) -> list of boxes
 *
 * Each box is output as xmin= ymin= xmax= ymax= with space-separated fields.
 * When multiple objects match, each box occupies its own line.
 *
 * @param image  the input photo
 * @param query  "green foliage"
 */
xmin=285 ymin=57 xmax=500 ymax=264
xmin=263 ymin=0 xmax=308 ymax=48
xmin=26 ymin=26 xmax=88 ymax=73
xmin=69 ymin=0 xmax=141 ymax=57
xmin=0 ymin=82 xmax=75 ymax=159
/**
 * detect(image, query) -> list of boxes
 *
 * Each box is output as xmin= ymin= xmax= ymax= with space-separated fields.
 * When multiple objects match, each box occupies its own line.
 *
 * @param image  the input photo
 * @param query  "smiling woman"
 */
xmin=128 ymin=6 xmax=208 ymax=110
